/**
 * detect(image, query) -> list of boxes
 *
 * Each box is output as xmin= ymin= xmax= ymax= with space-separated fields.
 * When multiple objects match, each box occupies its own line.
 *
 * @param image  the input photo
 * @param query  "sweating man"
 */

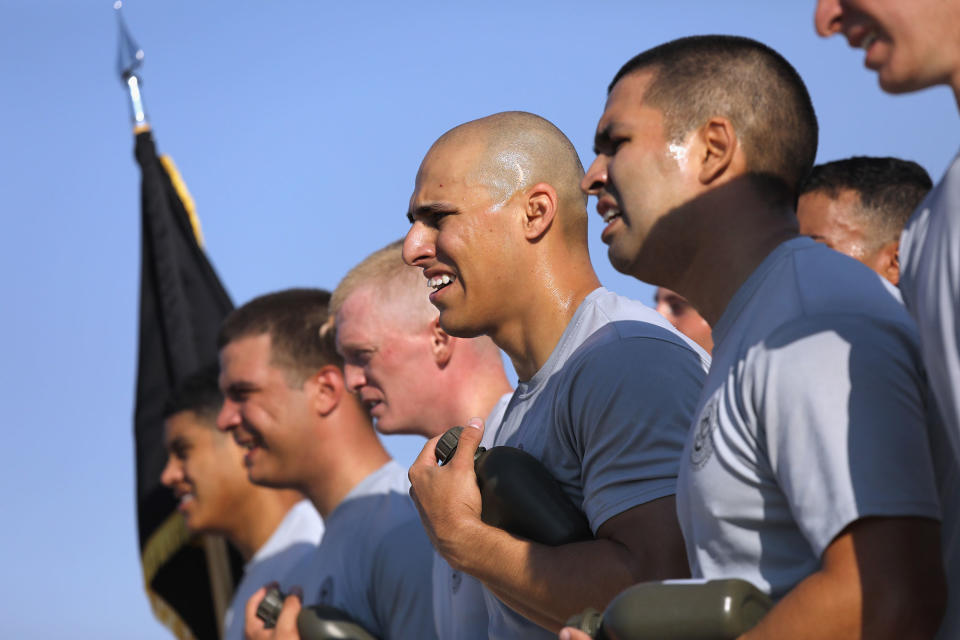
xmin=404 ymin=111 xmax=709 ymax=637
xmin=579 ymin=35 xmax=956 ymax=639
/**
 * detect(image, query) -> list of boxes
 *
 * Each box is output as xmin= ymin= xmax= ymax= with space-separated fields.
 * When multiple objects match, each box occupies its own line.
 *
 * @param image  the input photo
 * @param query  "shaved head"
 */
xmin=428 ymin=111 xmax=588 ymax=239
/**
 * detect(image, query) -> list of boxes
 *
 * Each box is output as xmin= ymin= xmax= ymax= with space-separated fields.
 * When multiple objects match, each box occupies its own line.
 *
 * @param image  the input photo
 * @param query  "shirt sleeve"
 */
xmin=748 ymin=314 xmax=941 ymax=558
xmin=562 ymin=335 xmax=707 ymax=532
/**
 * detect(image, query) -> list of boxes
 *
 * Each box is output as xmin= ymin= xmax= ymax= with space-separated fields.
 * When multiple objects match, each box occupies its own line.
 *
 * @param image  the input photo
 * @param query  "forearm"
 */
xmin=741 ymin=520 xmax=945 ymax=640
xmin=445 ymin=520 xmax=662 ymax=631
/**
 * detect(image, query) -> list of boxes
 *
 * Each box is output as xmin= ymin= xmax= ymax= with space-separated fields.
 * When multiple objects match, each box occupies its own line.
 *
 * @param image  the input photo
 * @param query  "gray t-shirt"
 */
xmin=286 ymin=462 xmax=437 ymax=640
xmin=900 ymin=149 xmax=960 ymax=464
xmin=480 ymin=287 xmax=709 ymax=639
xmin=677 ymin=238 xmax=948 ymax=608
xmin=432 ymin=393 xmax=512 ymax=640
xmin=224 ymin=500 xmax=324 ymax=640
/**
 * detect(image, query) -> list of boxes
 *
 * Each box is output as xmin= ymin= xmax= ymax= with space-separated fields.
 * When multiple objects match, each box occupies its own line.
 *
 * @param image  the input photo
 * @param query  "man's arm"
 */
xmin=741 ymin=517 xmax=945 ymax=640
xmin=408 ymin=420 xmax=689 ymax=632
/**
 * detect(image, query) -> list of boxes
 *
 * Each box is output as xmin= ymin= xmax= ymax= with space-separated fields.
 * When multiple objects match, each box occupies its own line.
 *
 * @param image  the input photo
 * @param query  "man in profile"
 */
xmin=403 ymin=111 xmax=708 ymax=637
xmin=815 ymin=0 xmax=960 ymax=476
xmin=215 ymin=289 xmax=437 ymax=640
xmin=653 ymin=287 xmax=712 ymax=353
xmin=797 ymin=156 xmax=932 ymax=285
xmin=329 ymin=239 xmax=513 ymax=639
xmin=578 ymin=35 xmax=953 ymax=638
xmin=160 ymin=366 xmax=323 ymax=640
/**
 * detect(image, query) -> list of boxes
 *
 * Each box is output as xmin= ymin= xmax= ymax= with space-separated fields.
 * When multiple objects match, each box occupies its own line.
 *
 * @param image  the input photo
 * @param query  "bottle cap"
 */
xmin=435 ymin=426 xmax=464 ymax=465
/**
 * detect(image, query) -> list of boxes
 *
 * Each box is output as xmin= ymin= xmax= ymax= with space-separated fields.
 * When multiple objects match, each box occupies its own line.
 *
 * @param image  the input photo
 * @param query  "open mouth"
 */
xmin=428 ymin=274 xmax=455 ymax=293
xmin=602 ymin=207 xmax=622 ymax=224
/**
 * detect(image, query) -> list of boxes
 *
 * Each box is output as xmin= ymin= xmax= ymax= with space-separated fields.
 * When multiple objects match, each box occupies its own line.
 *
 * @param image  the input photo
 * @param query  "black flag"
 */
xmin=133 ymin=129 xmax=241 ymax=639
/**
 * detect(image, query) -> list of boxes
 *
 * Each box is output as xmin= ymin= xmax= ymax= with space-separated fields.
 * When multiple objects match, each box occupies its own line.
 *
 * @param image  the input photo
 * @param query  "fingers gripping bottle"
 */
xmin=256 ymin=586 xmax=378 ymax=640
xmin=434 ymin=426 xmax=592 ymax=546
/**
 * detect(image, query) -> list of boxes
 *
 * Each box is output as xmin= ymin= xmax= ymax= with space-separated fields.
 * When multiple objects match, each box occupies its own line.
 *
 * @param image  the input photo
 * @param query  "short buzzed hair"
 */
xmin=329 ymin=240 xmax=433 ymax=329
xmin=162 ymin=364 xmax=223 ymax=423
xmin=800 ymin=156 xmax=932 ymax=245
xmin=611 ymin=35 xmax=818 ymax=203
xmin=218 ymin=288 xmax=342 ymax=384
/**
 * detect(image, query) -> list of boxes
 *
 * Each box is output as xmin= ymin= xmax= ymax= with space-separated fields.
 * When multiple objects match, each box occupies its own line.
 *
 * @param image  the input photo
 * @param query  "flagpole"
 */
xmin=117 ymin=5 xmax=236 ymax=637
xmin=114 ymin=0 xmax=149 ymax=133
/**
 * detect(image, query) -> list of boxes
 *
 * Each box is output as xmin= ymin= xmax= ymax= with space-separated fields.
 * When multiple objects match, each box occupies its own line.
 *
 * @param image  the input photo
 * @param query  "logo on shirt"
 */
xmin=317 ymin=575 xmax=335 ymax=605
xmin=690 ymin=396 xmax=719 ymax=470
xmin=451 ymin=570 xmax=462 ymax=594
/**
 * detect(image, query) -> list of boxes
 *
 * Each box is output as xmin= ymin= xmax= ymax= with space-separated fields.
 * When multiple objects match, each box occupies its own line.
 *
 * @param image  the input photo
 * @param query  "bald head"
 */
xmin=427 ymin=111 xmax=588 ymax=239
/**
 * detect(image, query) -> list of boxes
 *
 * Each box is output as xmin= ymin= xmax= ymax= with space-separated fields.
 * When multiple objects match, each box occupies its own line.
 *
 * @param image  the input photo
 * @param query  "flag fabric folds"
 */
xmin=133 ymin=129 xmax=240 ymax=639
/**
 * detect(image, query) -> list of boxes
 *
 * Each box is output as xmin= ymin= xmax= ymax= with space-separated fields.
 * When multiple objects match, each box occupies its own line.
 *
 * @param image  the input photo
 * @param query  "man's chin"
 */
xmin=438 ymin=309 xmax=485 ymax=339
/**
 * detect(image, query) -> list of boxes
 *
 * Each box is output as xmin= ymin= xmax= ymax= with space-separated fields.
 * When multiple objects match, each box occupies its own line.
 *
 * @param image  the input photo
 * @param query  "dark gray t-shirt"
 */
xmin=286 ymin=462 xmax=437 ymax=640
xmin=480 ymin=287 xmax=709 ymax=639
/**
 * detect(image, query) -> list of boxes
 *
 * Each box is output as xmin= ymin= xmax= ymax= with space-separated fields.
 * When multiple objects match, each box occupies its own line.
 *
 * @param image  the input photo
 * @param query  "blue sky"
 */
xmin=1 ymin=1 xmax=958 ymax=637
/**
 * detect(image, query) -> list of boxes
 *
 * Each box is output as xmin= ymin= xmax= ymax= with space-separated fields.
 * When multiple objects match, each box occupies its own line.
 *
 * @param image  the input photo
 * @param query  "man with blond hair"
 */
xmin=329 ymin=239 xmax=513 ymax=639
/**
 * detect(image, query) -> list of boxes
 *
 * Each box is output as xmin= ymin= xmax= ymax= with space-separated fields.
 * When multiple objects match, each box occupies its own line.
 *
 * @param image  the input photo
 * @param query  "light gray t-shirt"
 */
xmin=900 ymin=149 xmax=960 ymax=464
xmin=285 ymin=462 xmax=437 ymax=640
xmin=480 ymin=287 xmax=709 ymax=639
xmin=432 ymin=393 xmax=512 ymax=640
xmin=224 ymin=500 xmax=324 ymax=640
xmin=677 ymin=238 xmax=949 ymax=609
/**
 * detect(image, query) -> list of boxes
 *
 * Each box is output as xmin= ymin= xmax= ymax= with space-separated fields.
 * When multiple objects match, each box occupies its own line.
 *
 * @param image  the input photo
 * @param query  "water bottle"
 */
xmin=435 ymin=426 xmax=592 ymax=546
xmin=256 ymin=586 xmax=378 ymax=640
xmin=566 ymin=578 xmax=772 ymax=639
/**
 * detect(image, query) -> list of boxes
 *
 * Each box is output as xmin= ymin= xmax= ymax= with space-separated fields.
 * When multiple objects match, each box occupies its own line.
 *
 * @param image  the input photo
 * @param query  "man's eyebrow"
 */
xmin=406 ymin=201 xmax=458 ymax=224
xmin=225 ymin=381 xmax=256 ymax=395
xmin=592 ymin=123 xmax=613 ymax=156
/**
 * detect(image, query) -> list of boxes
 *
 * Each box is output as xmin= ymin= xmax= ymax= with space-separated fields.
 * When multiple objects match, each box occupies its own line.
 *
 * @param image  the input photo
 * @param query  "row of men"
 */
xmin=161 ymin=10 xmax=960 ymax=640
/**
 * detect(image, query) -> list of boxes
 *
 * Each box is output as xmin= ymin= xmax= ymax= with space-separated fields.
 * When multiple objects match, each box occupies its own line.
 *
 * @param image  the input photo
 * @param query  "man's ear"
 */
xmin=696 ymin=116 xmax=740 ymax=185
xmin=428 ymin=317 xmax=454 ymax=368
xmin=304 ymin=364 xmax=345 ymax=416
xmin=522 ymin=182 xmax=558 ymax=241
xmin=879 ymin=240 xmax=901 ymax=286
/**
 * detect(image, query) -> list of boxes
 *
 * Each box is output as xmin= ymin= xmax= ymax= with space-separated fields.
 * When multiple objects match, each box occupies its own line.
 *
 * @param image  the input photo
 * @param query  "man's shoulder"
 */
xmin=573 ymin=288 xmax=710 ymax=365
xmin=744 ymin=242 xmax=915 ymax=342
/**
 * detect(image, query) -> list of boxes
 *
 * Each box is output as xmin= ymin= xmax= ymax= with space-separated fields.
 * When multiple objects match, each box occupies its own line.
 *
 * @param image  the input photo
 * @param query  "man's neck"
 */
xmin=493 ymin=256 xmax=601 ymax=381
xmin=226 ymin=489 xmax=303 ymax=562
xmin=300 ymin=424 xmax=392 ymax=519
xmin=671 ymin=202 xmax=797 ymax=328
xmin=437 ymin=368 xmax=513 ymax=435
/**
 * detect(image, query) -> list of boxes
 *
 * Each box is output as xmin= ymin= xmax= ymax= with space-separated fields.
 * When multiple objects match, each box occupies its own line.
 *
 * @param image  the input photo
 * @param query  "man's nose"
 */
xmin=814 ymin=0 xmax=844 ymax=37
xmin=160 ymin=454 xmax=181 ymax=487
xmin=403 ymin=222 xmax=436 ymax=267
xmin=216 ymin=400 xmax=239 ymax=432
xmin=581 ymin=155 xmax=608 ymax=196
xmin=343 ymin=363 xmax=366 ymax=393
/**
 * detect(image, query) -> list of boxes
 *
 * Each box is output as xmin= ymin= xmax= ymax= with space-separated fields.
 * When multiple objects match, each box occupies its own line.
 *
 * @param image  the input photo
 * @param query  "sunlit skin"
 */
xmin=403 ymin=139 xmax=525 ymax=344
xmin=161 ymin=409 xmax=305 ymax=562
xmin=654 ymin=287 xmax=713 ymax=354
xmin=403 ymin=114 xmax=692 ymax=633
xmin=404 ymin=128 xmax=599 ymax=381
xmin=336 ymin=286 xmax=448 ymax=436
xmin=797 ymin=189 xmax=899 ymax=284
xmin=216 ymin=334 xmax=317 ymax=490
xmin=581 ymin=70 xmax=703 ymax=281
xmin=161 ymin=410 xmax=250 ymax=535
xmin=814 ymin=0 xmax=960 ymax=103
